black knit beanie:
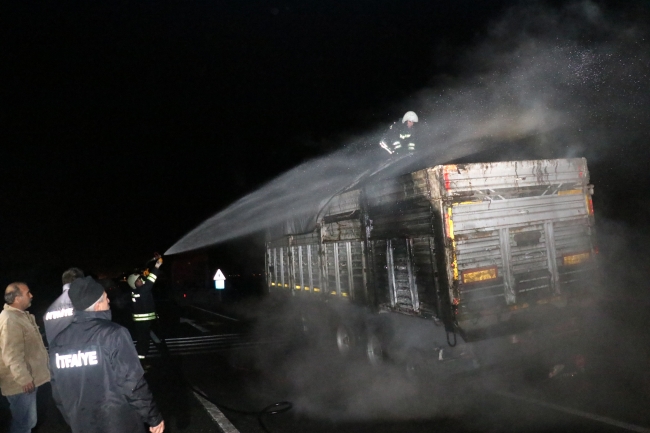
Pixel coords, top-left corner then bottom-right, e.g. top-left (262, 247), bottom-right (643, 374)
top-left (69, 276), bottom-right (105, 311)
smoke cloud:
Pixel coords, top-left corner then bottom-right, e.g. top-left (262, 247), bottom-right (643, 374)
top-left (167, 1), bottom-right (649, 256)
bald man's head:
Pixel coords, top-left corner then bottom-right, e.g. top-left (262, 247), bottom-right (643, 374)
top-left (4, 283), bottom-right (32, 310)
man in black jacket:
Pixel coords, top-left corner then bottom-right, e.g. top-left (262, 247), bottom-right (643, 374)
top-left (49, 276), bottom-right (165, 433)
top-left (43, 267), bottom-right (84, 346)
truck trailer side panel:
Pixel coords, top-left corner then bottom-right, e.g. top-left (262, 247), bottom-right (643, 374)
top-left (265, 157), bottom-right (597, 372)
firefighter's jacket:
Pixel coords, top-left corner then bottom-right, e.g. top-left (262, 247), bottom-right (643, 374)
top-left (43, 284), bottom-right (74, 346)
top-left (132, 267), bottom-right (159, 323)
top-left (49, 310), bottom-right (163, 433)
top-left (380, 121), bottom-right (416, 155)
top-left (0, 304), bottom-right (51, 396)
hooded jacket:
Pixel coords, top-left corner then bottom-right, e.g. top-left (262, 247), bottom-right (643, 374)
top-left (0, 304), bottom-right (51, 396)
top-left (49, 310), bottom-right (162, 433)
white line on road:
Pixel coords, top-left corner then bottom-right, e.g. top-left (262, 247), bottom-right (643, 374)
top-left (180, 317), bottom-right (211, 333)
top-left (495, 390), bottom-right (650, 433)
top-left (193, 390), bottom-right (240, 433)
top-left (150, 330), bottom-right (161, 344)
top-left (189, 305), bottom-right (240, 322)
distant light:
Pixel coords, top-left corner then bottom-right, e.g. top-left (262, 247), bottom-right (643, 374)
top-left (183, 293), bottom-right (187, 298)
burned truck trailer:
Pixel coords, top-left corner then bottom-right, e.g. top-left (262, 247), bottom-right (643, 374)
top-left (265, 158), bottom-right (598, 373)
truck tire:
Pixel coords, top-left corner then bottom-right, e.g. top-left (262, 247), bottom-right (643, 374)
top-left (363, 317), bottom-right (392, 366)
top-left (365, 333), bottom-right (385, 366)
top-left (335, 323), bottom-right (355, 356)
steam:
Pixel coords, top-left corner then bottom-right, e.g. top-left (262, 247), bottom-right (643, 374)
top-left (167, 1), bottom-right (649, 256)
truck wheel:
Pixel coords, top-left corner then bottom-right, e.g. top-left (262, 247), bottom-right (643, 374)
top-left (335, 323), bottom-right (354, 356)
top-left (366, 333), bottom-right (385, 366)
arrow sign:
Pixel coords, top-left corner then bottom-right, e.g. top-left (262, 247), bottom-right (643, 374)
top-left (213, 269), bottom-right (226, 290)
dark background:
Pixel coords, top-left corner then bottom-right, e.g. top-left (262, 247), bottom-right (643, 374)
top-left (2, 1), bottom-right (649, 294)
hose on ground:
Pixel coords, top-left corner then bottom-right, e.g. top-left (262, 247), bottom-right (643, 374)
top-left (190, 384), bottom-right (293, 433)
top-left (152, 327), bottom-right (293, 433)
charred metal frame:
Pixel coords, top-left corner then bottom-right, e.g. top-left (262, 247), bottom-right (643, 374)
top-left (265, 158), bottom-right (597, 340)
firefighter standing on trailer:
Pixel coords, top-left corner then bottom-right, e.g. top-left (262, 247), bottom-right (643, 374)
top-left (379, 111), bottom-right (419, 156)
top-left (128, 254), bottom-right (163, 361)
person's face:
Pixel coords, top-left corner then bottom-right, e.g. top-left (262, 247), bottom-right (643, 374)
top-left (406, 120), bottom-right (414, 128)
top-left (135, 278), bottom-right (144, 288)
top-left (94, 292), bottom-right (110, 311)
top-left (13, 284), bottom-right (33, 311)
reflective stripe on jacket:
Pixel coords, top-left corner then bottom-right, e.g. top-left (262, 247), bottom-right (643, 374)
top-left (131, 267), bottom-right (159, 320)
top-left (133, 313), bottom-right (157, 322)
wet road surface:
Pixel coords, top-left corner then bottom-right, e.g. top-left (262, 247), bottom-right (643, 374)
top-left (2, 297), bottom-right (649, 433)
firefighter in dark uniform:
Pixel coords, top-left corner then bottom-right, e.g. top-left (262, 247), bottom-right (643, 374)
top-left (44, 267), bottom-right (84, 346)
top-left (128, 254), bottom-right (163, 360)
top-left (50, 276), bottom-right (164, 433)
top-left (379, 110), bottom-right (419, 155)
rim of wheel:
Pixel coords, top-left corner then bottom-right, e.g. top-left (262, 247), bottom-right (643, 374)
top-left (336, 325), bottom-right (352, 355)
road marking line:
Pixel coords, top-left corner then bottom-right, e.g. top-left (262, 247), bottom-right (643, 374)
top-left (193, 391), bottom-right (240, 433)
top-left (189, 305), bottom-right (240, 322)
top-left (495, 390), bottom-right (650, 433)
top-left (150, 330), bottom-right (161, 344)
top-left (180, 317), bottom-right (211, 333)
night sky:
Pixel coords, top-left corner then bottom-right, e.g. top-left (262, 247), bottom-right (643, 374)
top-left (3, 1), bottom-right (650, 281)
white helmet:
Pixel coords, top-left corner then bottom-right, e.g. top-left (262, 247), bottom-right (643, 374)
top-left (127, 274), bottom-right (140, 290)
top-left (402, 111), bottom-right (419, 123)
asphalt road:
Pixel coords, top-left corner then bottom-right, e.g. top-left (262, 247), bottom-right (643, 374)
top-left (2, 296), bottom-right (650, 433)
top-left (178, 345), bottom-right (650, 433)
top-left (175, 296), bottom-right (650, 433)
